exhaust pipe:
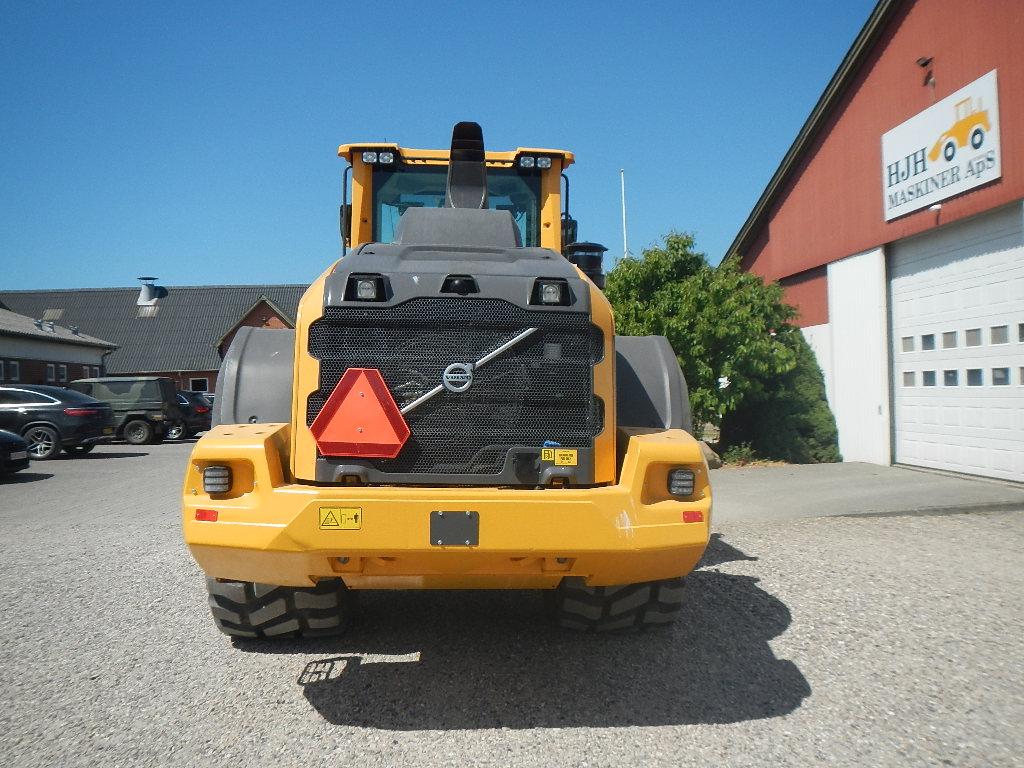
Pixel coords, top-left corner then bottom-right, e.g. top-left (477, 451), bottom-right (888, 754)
top-left (445, 121), bottom-right (488, 210)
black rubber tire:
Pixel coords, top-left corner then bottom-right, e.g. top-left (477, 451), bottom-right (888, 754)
top-left (123, 419), bottom-right (154, 445)
top-left (63, 444), bottom-right (95, 455)
top-left (165, 422), bottom-right (186, 440)
top-left (22, 425), bottom-right (61, 460)
top-left (546, 576), bottom-right (686, 632)
top-left (206, 577), bottom-right (352, 638)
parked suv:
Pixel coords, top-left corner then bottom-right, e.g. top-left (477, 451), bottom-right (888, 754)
top-left (166, 391), bottom-right (213, 440)
top-left (0, 385), bottom-right (115, 459)
top-left (69, 377), bottom-right (183, 445)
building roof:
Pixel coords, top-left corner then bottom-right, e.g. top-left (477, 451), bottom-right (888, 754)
top-left (725, 0), bottom-right (902, 261)
top-left (0, 284), bottom-right (307, 373)
top-left (0, 307), bottom-right (117, 350)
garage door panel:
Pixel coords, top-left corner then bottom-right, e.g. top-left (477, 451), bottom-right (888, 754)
top-left (890, 203), bottom-right (1024, 482)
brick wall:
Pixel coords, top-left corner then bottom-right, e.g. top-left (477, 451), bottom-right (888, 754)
top-left (1, 357), bottom-right (102, 386)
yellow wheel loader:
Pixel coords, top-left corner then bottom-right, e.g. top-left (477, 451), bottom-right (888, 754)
top-left (182, 122), bottom-right (711, 637)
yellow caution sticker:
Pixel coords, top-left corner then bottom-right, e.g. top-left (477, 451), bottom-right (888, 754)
top-left (319, 506), bottom-right (362, 530)
top-left (554, 449), bottom-right (578, 466)
top-left (541, 448), bottom-right (555, 462)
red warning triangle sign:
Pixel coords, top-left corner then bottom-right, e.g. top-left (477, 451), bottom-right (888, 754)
top-left (309, 368), bottom-right (410, 458)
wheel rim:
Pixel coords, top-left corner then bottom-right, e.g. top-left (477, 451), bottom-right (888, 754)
top-left (27, 429), bottom-right (55, 458)
top-left (167, 424), bottom-right (184, 440)
top-left (127, 424), bottom-right (147, 442)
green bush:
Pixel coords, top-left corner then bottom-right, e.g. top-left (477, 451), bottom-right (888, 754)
top-left (718, 331), bottom-right (841, 463)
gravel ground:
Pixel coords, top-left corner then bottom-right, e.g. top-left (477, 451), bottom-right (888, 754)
top-left (1, 442), bottom-right (1022, 767)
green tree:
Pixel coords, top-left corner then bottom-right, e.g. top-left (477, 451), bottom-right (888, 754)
top-left (606, 232), bottom-right (798, 428)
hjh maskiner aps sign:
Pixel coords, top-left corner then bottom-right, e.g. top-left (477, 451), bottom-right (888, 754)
top-left (881, 70), bottom-right (1001, 221)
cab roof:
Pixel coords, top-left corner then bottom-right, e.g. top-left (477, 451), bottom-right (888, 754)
top-left (337, 143), bottom-right (574, 168)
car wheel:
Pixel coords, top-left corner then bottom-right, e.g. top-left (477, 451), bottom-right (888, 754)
top-left (165, 422), bottom-right (186, 441)
top-left (123, 419), bottom-right (154, 445)
top-left (63, 444), bottom-right (96, 456)
top-left (943, 140), bottom-right (956, 162)
top-left (970, 127), bottom-right (985, 149)
top-left (23, 425), bottom-right (61, 460)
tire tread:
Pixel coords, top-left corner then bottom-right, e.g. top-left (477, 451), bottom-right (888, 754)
top-left (205, 577), bottom-right (350, 639)
top-left (547, 576), bottom-right (685, 632)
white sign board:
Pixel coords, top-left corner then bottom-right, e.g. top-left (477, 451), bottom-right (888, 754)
top-left (882, 70), bottom-right (1001, 221)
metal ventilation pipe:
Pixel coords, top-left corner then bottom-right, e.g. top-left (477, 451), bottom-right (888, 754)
top-left (137, 276), bottom-right (166, 306)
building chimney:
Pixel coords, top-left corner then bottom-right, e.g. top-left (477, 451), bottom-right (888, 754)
top-left (137, 276), bottom-right (167, 306)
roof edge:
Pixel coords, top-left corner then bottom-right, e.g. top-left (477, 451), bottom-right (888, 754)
top-left (0, 328), bottom-right (118, 349)
top-left (724, 0), bottom-right (903, 264)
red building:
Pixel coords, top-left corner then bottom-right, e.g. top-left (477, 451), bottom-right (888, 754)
top-left (729, 0), bottom-right (1024, 481)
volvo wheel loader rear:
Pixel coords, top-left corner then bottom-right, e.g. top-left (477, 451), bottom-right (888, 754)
top-left (182, 122), bottom-right (711, 636)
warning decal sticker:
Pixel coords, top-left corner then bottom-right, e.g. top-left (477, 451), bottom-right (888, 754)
top-left (319, 506), bottom-right (362, 530)
top-left (554, 449), bottom-right (578, 466)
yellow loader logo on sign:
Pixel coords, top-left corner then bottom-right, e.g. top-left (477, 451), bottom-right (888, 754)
top-left (319, 507), bottom-right (362, 530)
top-left (928, 96), bottom-right (990, 163)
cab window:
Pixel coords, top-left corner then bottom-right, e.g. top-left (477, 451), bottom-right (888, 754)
top-left (372, 166), bottom-right (541, 246)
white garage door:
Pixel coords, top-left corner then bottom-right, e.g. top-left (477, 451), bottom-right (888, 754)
top-left (890, 202), bottom-right (1024, 482)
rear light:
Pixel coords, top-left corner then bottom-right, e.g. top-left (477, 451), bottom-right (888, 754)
top-left (63, 408), bottom-right (100, 417)
top-left (203, 466), bottom-right (232, 494)
top-left (195, 406), bottom-right (210, 414)
top-left (682, 510), bottom-right (705, 523)
top-left (668, 468), bottom-right (695, 497)
top-left (195, 509), bottom-right (218, 522)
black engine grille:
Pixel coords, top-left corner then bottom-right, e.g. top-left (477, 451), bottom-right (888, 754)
top-left (308, 298), bottom-right (603, 475)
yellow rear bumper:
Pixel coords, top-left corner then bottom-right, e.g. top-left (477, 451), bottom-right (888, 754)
top-left (182, 424), bottom-right (711, 589)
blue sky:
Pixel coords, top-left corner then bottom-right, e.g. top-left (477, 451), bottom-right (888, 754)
top-left (1, 1), bottom-right (876, 290)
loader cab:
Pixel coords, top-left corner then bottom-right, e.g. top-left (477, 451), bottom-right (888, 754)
top-left (338, 143), bottom-right (574, 254)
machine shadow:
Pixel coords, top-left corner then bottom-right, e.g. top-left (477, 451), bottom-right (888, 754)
top-left (245, 536), bottom-right (810, 730)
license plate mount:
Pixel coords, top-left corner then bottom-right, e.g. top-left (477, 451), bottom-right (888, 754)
top-left (430, 511), bottom-right (479, 547)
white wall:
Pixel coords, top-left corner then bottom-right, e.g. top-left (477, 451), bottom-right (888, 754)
top-left (0, 335), bottom-right (108, 365)
top-left (800, 323), bottom-right (834, 409)
top-left (826, 247), bottom-right (892, 464)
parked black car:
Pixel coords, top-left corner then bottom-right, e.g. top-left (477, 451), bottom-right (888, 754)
top-left (167, 391), bottom-right (213, 440)
top-left (0, 429), bottom-right (31, 475)
top-left (0, 385), bottom-right (115, 459)
top-left (69, 377), bottom-right (184, 445)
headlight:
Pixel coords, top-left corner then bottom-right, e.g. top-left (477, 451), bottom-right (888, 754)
top-left (540, 281), bottom-right (563, 304)
top-left (361, 151), bottom-right (378, 164)
top-left (356, 279), bottom-right (378, 300)
top-left (378, 151), bottom-right (395, 164)
top-left (345, 274), bottom-right (388, 302)
top-left (668, 468), bottom-right (695, 497)
top-left (536, 157), bottom-right (552, 169)
top-left (519, 156), bottom-right (536, 168)
top-left (530, 278), bottom-right (570, 306)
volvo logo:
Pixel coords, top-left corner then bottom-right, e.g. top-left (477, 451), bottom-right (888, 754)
top-left (442, 363), bottom-right (474, 393)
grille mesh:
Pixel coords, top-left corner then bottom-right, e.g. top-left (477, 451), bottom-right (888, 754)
top-left (308, 298), bottom-right (602, 475)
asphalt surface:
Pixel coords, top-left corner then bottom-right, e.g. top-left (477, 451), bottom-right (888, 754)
top-left (1, 443), bottom-right (1022, 767)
